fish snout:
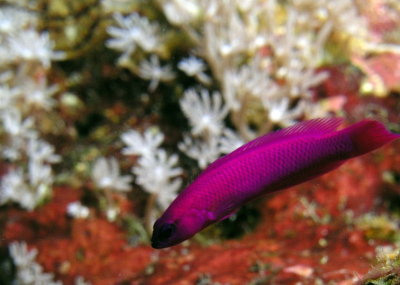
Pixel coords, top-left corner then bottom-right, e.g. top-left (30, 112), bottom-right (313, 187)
top-left (151, 240), bottom-right (166, 249)
top-left (151, 222), bottom-right (177, 249)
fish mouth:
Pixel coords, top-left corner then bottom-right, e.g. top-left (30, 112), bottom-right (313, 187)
top-left (151, 241), bottom-right (167, 249)
top-left (151, 234), bottom-right (167, 249)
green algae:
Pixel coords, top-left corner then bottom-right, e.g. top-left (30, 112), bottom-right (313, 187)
top-left (364, 272), bottom-right (400, 285)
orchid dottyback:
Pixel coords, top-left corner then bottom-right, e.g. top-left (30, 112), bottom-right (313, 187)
top-left (151, 118), bottom-right (399, 249)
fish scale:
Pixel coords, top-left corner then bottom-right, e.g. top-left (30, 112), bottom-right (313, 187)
top-left (151, 118), bottom-right (400, 249)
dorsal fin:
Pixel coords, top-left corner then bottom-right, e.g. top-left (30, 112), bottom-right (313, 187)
top-left (200, 117), bottom-right (343, 176)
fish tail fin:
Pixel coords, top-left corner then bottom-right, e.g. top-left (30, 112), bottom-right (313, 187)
top-left (344, 120), bottom-right (399, 156)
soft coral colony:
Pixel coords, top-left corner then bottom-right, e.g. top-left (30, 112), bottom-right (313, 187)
top-left (0, 0), bottom-right (399, 284)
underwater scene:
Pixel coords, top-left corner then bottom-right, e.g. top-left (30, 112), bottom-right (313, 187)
top-left (1, 0), bottom-right (400, 284)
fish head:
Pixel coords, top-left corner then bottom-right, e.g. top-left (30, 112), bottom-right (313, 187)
top-left (151, 208), bottom-right (214, 249)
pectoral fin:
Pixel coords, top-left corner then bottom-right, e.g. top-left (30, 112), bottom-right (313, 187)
top-left (192, 208), bottom-right (237, 225)
top-left (218, 209), bottom-right (238, 222)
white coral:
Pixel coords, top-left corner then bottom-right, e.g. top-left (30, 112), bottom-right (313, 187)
top-left (8, 29), bottom-right (64, 67)
top-left (9, 241), bottom-right (62, 285)
top-left (1, 109), bottom-right (35, 138)
top-left (0, 168), bottom-right (32, 210)
top-left (121, 128), bottom-right (164, 157)
top-left (178, 87), bottom-right (243, 168)
top-left (218, 128), bottom-right (244, 154)
top-left (67, 201), bottom-right (90, 219)
top-left (179, 88), bottom-right (228, 136)
top-left (138, 55), bottom-right (175, 92)
top-left (160, 0), bottom-right (201, 25)
top-left (179, 135), bottom-right (221, 169)
top-left (121, 128), bottom-right (182, 210)
top-left (28, 159), bottom-right (53, 191)
top-left (178, 56), bottom-right (211, 84)
top-left (0, 7), bottom-right (37, 34)
top-left (133, 150), bottom-right (182, 195)
top-left (75, 276), bottom-right (91, 285)
top-left (0, 111), bottom-right (59, 210)
top-left (0, 6), bottom-right (60, 211)
top-left (265, 97), bottom-right (302, 126)
top-left (27, 138), bottom-right (61, 164)
top-left (19, 77), bottom-right (59, 110)
top-left (160, 0), bottom-right (352, 139)
top-left (0, 84), bottom-right (20, 110)
top-left (0, 159), bottom-right (55, 211)
top-left (178, 127), bottom-right (244, 169)
top-left (223, 59), bottom-right (279, 112)
top-left (91, 157), bottom-right (133, 192)
top-left (106, 13), bottom-right (162, 62)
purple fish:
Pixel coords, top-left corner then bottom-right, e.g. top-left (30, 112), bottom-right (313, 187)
top-left (151, 118), bottom-right (399, 249)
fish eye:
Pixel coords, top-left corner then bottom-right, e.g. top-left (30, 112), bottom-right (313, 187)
top-left (158, 223), bottom-right (176, 240)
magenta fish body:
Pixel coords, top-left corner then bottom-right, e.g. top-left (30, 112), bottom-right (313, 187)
top-left (151, 118), bottom-right (399, 249)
